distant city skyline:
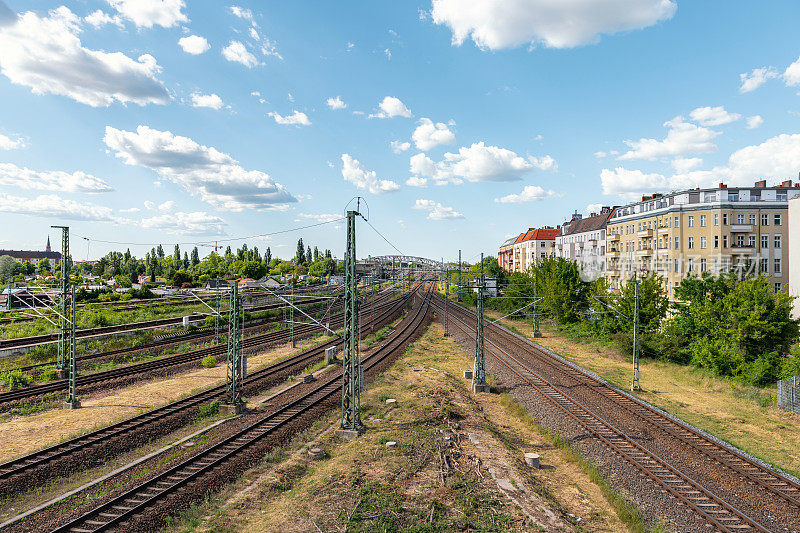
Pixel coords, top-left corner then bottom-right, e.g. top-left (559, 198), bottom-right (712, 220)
top-left (2, 1), bottom-right (800, 263)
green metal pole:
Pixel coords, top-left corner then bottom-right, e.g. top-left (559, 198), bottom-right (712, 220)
top-left (533, 271), bottom-right (541, 338)
top-left (458, 249), bottom-right (462, 303)
top-left (214, 280), bottom-right (220, 343)
top-left (226, 281), bottom-right (242, 408)
top-left (473, 254), bottom-right (488, 392)
top-left (444, 258), bottom-right (449, 337)
top-left (290, 282), bottom-right (295, 348)
top-left (65, 284), bottom-right (78, 408)
top-left (339, 209), bottom-right (362, 435)
top-left (52, 226), bottom-right (70, 374)
top-left (632, 275), bottom-right (641, 391)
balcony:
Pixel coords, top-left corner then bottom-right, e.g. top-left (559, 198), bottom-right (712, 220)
top-left (635, 249), bottom-right (652, 257)
top-left (607, 233), bottom-right (619, 241)
top-left (730, 245), bottom-right (756, 254)
top-left (658, 226), bottom-right (670, 233)
top-left (730, 225), bottom-right (754, 233)
top-left (637, 229), bottom-right (653, 237)
top-left (607, 249), bottom-right (620, 256)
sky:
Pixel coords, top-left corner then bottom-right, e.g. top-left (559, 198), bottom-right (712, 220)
top-left (2, 1), bottom-right (800, 264)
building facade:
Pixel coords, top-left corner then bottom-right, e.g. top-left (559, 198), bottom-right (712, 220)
top-left (497, 236), bottom-right (517, 272)
top-left (509, 228), bottom-right (559, 273)
top-left (606, 180), bottom-right (800, 295)
top-left (556, 207), bottom-right (614, 280)
top-left (789, 195), bottom-right (800, 318)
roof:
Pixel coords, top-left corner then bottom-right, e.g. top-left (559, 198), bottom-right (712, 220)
top-left (516, 228), bottom-right (559, 243)
top-left (499, 236), bottom-right (519, 248)
top-left (1, 288), bottom-right (27, 295)
top-left (0, 250), bottom-right (61, 260)
top-left (560, 209), bottom-right (615, 237)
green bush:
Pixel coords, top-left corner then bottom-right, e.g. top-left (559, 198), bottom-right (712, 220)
top-left (0, 370), bottom-right (33, 390)
top-left (197, 400), bottom-right (220, 419)
top-left (40, 368), bottom-right (59, 382)
top-left (201, 355), bottom-right (217, 368)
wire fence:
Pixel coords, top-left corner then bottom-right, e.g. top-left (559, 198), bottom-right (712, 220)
top-left (777, 375), bottom-right (800, 415)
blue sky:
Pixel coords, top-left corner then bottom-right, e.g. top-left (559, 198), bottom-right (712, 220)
top-left (2, 1), bottom-right (800, 263)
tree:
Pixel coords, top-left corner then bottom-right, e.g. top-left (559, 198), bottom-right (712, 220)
top-left (191, 246), bottom-right (200, 266)
top-left (0, 256), bottom-right (16, 282)
top-left (183, 251), bottom-right (189, 269)
top-left (172, 270), bottom-right (192, 287)
top-left (313, 246), bottom-right (320, 261)
top-left (265, 247), bottom-right (272, 264)
top-left (295, 238), bottom-right (305, 264)
top-left (240, 260), bottom-right (266, 279)
top-left (37, 258), bottom-right (51, 274)
top-left (124, 248), bottom-right (132, 263)
top-left (156, 244), bottom-right (165, 258)
top-left (173, 245), bottom-right (181, 270)
top-left (531, 256), bottom-right (589, 324)
top-left (306, 246), bottom-right (312, 265)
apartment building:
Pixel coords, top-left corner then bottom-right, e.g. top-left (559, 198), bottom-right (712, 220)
top-left (790, 195), bottom-right (800, 318)
top-left (499, 228), bottom-right (558, 273)
top-left (555, 207), bottom-right (615, 280)
top-left (606, 180), bottom-right (800, 295)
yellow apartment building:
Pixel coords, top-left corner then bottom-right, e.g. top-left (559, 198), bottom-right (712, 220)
top-left (606, 180), bottom-right (800, 296)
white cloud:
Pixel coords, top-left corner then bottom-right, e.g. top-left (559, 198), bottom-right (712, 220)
top-left (493, 185), bottom-right (559, 203)
top-left (0, 162), bottom-right (112, 192)
top-left (103, 125), bottom-right (297, 211)
top-left (107, 0), bottom-right (187, 28)
top-left (326, 96), bottom-right (347, 110)
top-left (0, 193), bottom-right (116, 221)
top-left (405, 176), bottom-right (428, 187)
top-left (222, 40), bottom-right (259, 68)
top-left (341, 154), bottom-right (400, 194)
top-left (602, 133), bottom-right (800, 198)
top-left (119, 207), bottom-right (140, 213)
top-left (784, 57), bottom-right (800, 87)
top-left (259, 37), bottom-right (282, 60)
top-left (249, 27), bottom-right (260, 41)
top-left (229, 6), bottom-right (255, 23)
top-left (740, 67), bottom-right (778, 93)
top-left (594, 151), bottom-right (607, 158)
top-left (586, 203), bottom-right (604, 215)
top-left (384, 48), bottom-right (392, 60)
top-left (268, 110), bottom-right (311, 126)
top-left (528, 154), bottom-right (557, 171)
top-left (391, 140), bottom-right (411, 153)
top-left (0, 6), bottom-right (169, 107)
top-left (143, 200), bottom-right (155, 210)
top-left (178, 35), bottom-right (210, 55)
top-left (412, 198), bottom-right (464, 220)
top-left (191, 92), bottom-right (224, 110)
top-left (142, 211), bottom-right (226, 236)
top-left (0, 133), bottom-right (24, 150)
top-left (296, 213), bottom-right (342, 223)
top-left (671, 157), bottom-right (703, 173)
top-left (746, 115), bottom-right (763, 129)
top-left (619, 116), bottom-right (720, 160)
top-left (84, 10), bottom-right (123, 28)
top-left (689, 106), bottom-right (741, 126)
top-left (346, 42), bottom-right (355, 50)
top-left (369, 96), bottom-right (412, 119)
top-left (157, 200), bottom-right (174, 211)
top-left (431, 0), bottom-right (676, 50)
top-left (412, 118), bottom-right (456, 151)
top-left (408, 142), bottom-right (538, 185)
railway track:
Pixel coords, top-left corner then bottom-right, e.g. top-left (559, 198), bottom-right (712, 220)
top-left (434, 295), bottom-right (792, 532)
top-left (0, 289), bottom-right (414, 500)
top-left (46, 285), bottom-right (432, 532)
top-left (0, 291), bottom-right (400, 407)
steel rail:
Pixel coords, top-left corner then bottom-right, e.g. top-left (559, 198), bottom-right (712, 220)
top-left (435, 298), bottom-right (769, 533)
top-left (0, 292), bottom-right (413, 492)
top-left (49, 286), bottom-right (432, 532)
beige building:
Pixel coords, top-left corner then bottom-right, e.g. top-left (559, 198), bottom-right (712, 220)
top-left (606, 180), bottom-right (800, 296)
top-left (555, 207), bottom-right (615, 280)
top-left (790, 195), bottom-right (800, 318)
top-left (502, 228), bottom-right (559, 273)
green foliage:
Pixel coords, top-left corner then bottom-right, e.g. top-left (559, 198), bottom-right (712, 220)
top-left (197, 399), bottom-right (220, 419)
top-left (530, 256), bottom-right (590, 323)
top-left (240, 260), bottom-right (266, 279)
top-left (201, 355), bottom-right (217, 368)
top-left (0, 370), bottom-right (32, 390)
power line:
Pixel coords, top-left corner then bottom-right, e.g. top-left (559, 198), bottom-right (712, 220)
top-left (362, 218), bottom-right (404, 256)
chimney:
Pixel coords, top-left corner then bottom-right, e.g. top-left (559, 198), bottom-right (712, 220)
top-left (754, 179), bottom-right (766, 188)
top-left (781, 179), bottom-right (792, 187)
top-left (718, 182), bottom-right (727, 189)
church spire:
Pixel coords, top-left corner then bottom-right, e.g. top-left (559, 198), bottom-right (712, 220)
top-left (46, 236), bottom-right (51, 252)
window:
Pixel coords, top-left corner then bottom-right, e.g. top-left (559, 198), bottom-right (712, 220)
top-left (713, 258), bottom-right (718, 272)
top-left (714, 236), bottom-right (719, 248)
top-left (688, 258), bottom-right (694, 272)
top-left (761, 214), bottom-right (769, 226)
top-left (760, 258), bottom-right (768, 273)
top-left (700, 215), bottom-right (707, 227)
top-left (540, 252), bottom-right (545, 258)
top-left (749, 235), bottom-right (756, 248)
top-left (774, 258), bottom-right (782, 274)
top-left (775, 214), bottom-right (782, 225)
top-left (722, 213), bottom-right (728, 225)
top-left (700, 258), bottom-right (706, 272)
top-left (722, 258), bottom-right (729, 272)
top-left (723, 235), bottom-right (728, 248)
top-left (749, 214), bottom-right (756, 225)
top-left (775, 283), bottom-right (782, 293)
top-left (688, 215), bottom-right (694, 227)
top-left (674, 216), bottom-right (679, 227)
top-left (688, 237), bottom-right (694, 249)
top-left (673, 258), bottom-right (679, 273)
top-left (737, 214), bottom-right (745, 224)
top-left (775, 235), bottom-right (781, 249)
top-left (674, 237), bottom-right (679, 249)
top-left (714, 213), bottom-right (719, 225)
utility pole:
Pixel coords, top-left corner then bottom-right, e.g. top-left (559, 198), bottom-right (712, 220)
top-left (224, 281), bottom-right (244, 413)
top-left (214, 280), bottom-right (221, 343)
top-left (458, 249), bottom-right (462, 302)
top-left (64, 285), bottom-right (79, 409)
top-left (337, 207), bottom-right (362, 438)
top-left (473, 254), bottom-right (489, 393)
top-left (443, 258), bottom-right (449, 337)
top-left (532, 271), bottom-right (542, 338)
top-left (52, 225), bottom-right (70, 379)
top-left (290, 281), bottom-right (295, 348)
top-left (631, 274), bottom-right (641, 391)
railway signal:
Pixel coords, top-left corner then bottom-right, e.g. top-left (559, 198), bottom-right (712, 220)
top-left (337, 204), bottom-right (363, 438)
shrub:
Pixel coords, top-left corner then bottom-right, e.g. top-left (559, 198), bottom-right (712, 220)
top-left (0, 370), bottom-right (33, 390)
top-left (40, 368), bottom-right (59, 382)
top-left (197, 400), bottom-right (220, 419)
top-left (201, 355), bottom-right (217, 368)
